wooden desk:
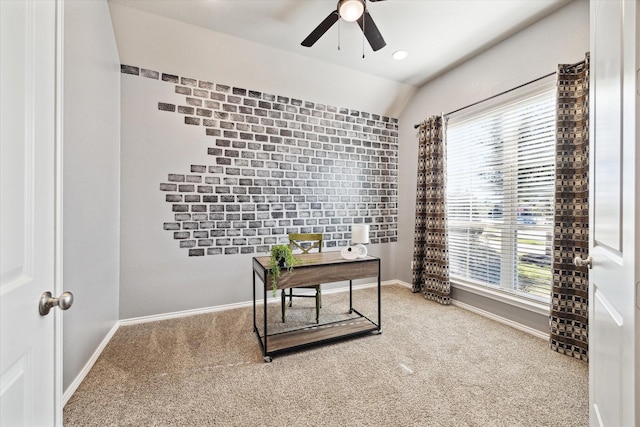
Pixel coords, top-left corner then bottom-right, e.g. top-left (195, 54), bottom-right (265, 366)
top-left (252, 252), bottom-right (381, 362)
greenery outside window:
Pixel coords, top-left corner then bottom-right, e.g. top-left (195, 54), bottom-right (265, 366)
top-left (446, 77), bottom-right (556, 302)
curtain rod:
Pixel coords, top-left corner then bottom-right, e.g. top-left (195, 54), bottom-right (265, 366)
top-left (412, 59), bottom-right (586, 129)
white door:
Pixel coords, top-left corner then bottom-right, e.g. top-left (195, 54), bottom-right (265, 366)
top-left (589, 0), bottom-right (638, 426)
top-left (0, 1), bottom-right (62, 425)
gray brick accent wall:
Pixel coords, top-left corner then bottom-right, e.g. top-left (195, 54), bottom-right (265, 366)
top-left (123, 65), bottom-right (398, 256)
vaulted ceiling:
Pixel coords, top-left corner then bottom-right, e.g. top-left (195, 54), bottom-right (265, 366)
top-left (108, 0), bottom-right (571, 86)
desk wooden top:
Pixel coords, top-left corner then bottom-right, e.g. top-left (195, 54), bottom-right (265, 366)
top-left (253, 251), bottom-right (378, 270)
top-left (253, 251), bottom-right (379, 289)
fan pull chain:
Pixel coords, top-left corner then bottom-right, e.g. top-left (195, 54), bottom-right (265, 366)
top-left (362, 13), bottom-right (365, 58)
top-left (338, 18), bottom-right (341, 51)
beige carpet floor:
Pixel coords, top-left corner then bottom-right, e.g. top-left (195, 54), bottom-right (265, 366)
top-left (64, 285), bottom-right (588, 426)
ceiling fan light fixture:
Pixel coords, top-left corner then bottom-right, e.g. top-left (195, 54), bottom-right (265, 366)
top-left (302, 0), bottom-right (385, 51)
top-left (338, 0), bottom-right (365, 22)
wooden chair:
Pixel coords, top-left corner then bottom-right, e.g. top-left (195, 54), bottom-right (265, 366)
top-left (282, 233), bottom-right (323, 323)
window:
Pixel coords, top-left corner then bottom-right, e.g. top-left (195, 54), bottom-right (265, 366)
top-left (446, 77), bottom-right (555, 301)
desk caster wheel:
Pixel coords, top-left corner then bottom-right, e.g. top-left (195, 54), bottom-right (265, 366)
top-left (348, 309), bottom-right (353, 314)
top-left (263, 356), bottom-right (272, 363)
top-left (373, 329), bottom-right (382, 335)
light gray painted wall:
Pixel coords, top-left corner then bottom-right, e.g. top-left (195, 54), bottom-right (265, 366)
top-left (62, 0), bottom-right (121, 391)
top-left (397, 0), bottom-right (590, 331)
top-left (120, 74), bottom-right (397, 319)
top-left (113, 5), bottom-right (405, 320)
top-left (107, 2), bottom-right (415, 120)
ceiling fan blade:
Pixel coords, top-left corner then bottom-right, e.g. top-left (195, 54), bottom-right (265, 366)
top-left (357, 10), bottom-right (386, 51)
top-left (301, 11), bottom-right (339, 47)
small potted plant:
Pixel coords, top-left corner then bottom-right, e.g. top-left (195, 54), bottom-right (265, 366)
top-left (269, 244), bottom-right (298, 296)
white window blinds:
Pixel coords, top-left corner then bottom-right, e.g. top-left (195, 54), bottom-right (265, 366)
top-left (446, 78), bottom-right (556, 301)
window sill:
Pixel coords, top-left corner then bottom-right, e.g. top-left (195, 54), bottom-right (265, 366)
top-left (450, 279), bottom-right (550, 317)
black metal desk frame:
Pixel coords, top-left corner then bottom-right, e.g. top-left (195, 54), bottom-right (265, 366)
top-left (252, 252), bottom-right (381, 362)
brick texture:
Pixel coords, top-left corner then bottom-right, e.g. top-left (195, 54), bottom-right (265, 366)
top-left (123, 65), bottom-right (398, 256)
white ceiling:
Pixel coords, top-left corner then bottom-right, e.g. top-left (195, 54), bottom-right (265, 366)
top-left (109, 0), bottom-right (571, 87)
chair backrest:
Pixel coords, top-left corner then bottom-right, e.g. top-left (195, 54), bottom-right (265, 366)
top-left (289, 233), bottom-right (323, 254)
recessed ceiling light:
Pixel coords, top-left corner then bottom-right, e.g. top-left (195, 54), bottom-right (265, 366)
top-left (392, 50), bottom-right (409, 61)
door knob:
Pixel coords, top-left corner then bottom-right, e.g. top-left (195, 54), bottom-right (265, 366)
top-left (39, 291), bottom-right (74, 316)
top-left (573, 255), bottom-right (592, 269)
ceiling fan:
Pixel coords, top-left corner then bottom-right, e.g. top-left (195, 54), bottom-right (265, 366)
top-left (301, 0), bottom-right (387, 52)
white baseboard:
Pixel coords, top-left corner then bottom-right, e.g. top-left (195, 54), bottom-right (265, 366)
top-left (64, 280), bottom-right (401, 405)
top-left (63, 279), bottom-right (544, 407)
top-left (391, 279), bottom-right (413, 290)
top-left (405, 280), bottom-right (547, 340)
top-left (120, 280), bottom-right (402, 326)
top-left (451, 299), bottom-right (549, 340)
top-left (62, 321), bottom-right (120, 406)
top-left (119, 299), bottom-right (256, 326)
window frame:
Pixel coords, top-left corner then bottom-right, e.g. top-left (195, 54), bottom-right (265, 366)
top-left (445, 75), bottom-right (557, 306)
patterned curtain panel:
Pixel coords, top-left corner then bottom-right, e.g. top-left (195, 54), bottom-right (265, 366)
top-left (550, 54), bottom-right (590, 362)
top-left (412, 116), bottom-right (450, 305)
